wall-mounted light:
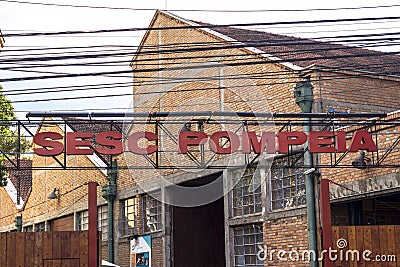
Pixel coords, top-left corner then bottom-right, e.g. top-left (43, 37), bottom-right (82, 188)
top-left (352, 151), bottom-right (370, 169)
top-left (47, 188), bottom-right (60, 199)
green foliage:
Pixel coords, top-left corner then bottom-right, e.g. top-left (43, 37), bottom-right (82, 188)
top-left (0, 85), bottom-right (30, 186)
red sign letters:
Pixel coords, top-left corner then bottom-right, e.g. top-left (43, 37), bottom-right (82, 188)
top-left (33, 130), bottom-right (377, 156)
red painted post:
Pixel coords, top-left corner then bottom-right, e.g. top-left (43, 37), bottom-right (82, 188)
top-left (88, 181), bottom-right (98, 267)
top-left (320, 178), bottom-right (333, 267)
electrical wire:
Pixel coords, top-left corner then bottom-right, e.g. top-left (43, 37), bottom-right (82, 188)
top-left (2, 69), bottom-right (399, 105)
top-left (2, 40), bottom-right (399, 78)
top-left (3, 16), bottom-right (400, 37)
top-left (3, 55), bottom-right (400, 97)
top-left (2, 35), bottom-right (400, 64)
top-left (2, 49), bottom-right (399, 83)
top-left (1, 34), bottom-right (399, 71)
top-left (0, 183), bottom-right (89, 221)
top-left (0, 13), bottom-right (399, 110)
top-left (3, 0), bottom-right (400, 13)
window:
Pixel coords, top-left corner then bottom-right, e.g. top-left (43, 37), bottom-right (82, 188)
top-left (98, 205), bottom-right (108, 241)
top-left (77, 205), bottom-right (108, 240)
top-left (34, 222), bottom-right (46, 232)
top-left (120, 197), bottom-right (139, 237)
top-left (232, 165), bottom-right (262, 217)
top-left (24, 225), bottom-right (33, 232)
top-left (233, 224), bottom-right (264, 267)
top-left (142, 194), bottom-right (162, 233)
top-left (270, 155), bottom-right (306, 210)
top-left (77, 210), bottom-right (89, 231)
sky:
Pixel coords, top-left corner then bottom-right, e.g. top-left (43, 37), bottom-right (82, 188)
top-left (1, 0), bottom-right (400, 120)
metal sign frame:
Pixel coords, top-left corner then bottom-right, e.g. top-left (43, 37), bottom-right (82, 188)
top-left (0, 112), bottom-right (398, 171)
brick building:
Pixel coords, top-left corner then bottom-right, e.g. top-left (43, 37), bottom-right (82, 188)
top-left (0, 10), bottom-right (399, 267)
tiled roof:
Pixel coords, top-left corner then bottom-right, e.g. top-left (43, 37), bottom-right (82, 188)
top-left (64, 118), bottom-right (123, 135)
top-left (3, 159), bottom-right (32, 203)
top-left (194, 22), bottom-right (400, 75)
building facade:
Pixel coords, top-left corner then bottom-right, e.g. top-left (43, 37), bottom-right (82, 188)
top-left (0, 10), bottom-right (399, 267)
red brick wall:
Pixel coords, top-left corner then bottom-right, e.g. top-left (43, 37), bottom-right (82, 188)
top-left (264, 215), bottom-right (309, 266)
top-left (50, 214), bottom-right (74, 231)
top-left (312, 69), bottom-right (400, 113)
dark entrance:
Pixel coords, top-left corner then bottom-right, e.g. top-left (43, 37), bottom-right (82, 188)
top-left (172, 173), bottom-right (226, 267)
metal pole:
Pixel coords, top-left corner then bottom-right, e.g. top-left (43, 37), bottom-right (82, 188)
top-left (320, 179), bottom-right (333, 267)
top-left (294, 79), bottom-right (318, 267)
top-left (304, 120), bottom-right (318, 267)
top-left (107, 194), bottom-right (115, 262)
top-left (88, 181), bottom-right (98, 267)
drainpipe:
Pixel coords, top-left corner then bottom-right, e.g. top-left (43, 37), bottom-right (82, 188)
top-left (294, 78), bottom-right (318, 267)
top-left (102, 159), bottom-right (117, 263)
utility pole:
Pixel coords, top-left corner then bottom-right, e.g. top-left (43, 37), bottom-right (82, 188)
top-left (294, 78), bottom-right (318, 267)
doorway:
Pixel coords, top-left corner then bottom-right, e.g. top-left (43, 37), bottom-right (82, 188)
top-left (172, 174), bottom-right (226, 267)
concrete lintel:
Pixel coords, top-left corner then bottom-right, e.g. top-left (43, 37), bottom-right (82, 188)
top-left (331, 172), bottom-right (400, 203)
top-left (264, 206), bottom-right (307, 220)
top-left (228, 214), bottom-right (263, 226)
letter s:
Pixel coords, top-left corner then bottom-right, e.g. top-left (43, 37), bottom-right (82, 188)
top-left (33, 132), bottom-right (64, 156)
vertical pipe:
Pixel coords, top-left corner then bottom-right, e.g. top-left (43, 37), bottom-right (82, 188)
top-left (320, 179), bottom-right (333, 267)
top-left (102, 160), bottom-right (117, 263)
top-left (107, 197), bottom-right (114, 262)
top-left (295, 79), bottom-right (318, 266)
top-left (304, 120), bottom-right (318, 267)
top-left (88, 181), bottom-right (98, 267)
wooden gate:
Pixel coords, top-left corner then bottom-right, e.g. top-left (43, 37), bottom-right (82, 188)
top-left (332, 225), bottom-right (400, 267)
top-left (0, 231), bottom-right (90, 267)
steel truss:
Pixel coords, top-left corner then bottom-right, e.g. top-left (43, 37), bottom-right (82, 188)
top-left (0, 112), bottom-right (399, 171)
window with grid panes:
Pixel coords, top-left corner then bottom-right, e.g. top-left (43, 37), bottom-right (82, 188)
top-left (233, 224), bottom-right (264, 267)
top-left (98, 205), bottom-right (108, 241)
top-left (120, 197), bottom-right (138, 237)
top-left (34, 222), bottom-right (46, 232)
top-left (77, 210), bottom-right (89, 231)
top-left (24, 225), bottom-right (33, 232)
top-left (232, 165), bottom-right (262, 217)
top-left (270, 154), bottom-right (306, 210)
top-left (77, 205), bottom-right (108, 240)
top-left (142, 194), bottom-right (162, 233)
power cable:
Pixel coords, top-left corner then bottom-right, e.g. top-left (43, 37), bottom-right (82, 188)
top-left (2, 34), bottom-right (399, 67)
top-left (3, 16), bottom-right (400, 37)
top-left (3, 0), bottom-right (400, 13)
top-left (3, 57), bottom-right (400, 98)
top-left (2, 33), bottom-right (400, 62)
top-left (1, 49), bottom-right (399, 83)
top-left (2, 40), bottom-right (399, 76)
top-left (2, 70), bottom-right (398, 104)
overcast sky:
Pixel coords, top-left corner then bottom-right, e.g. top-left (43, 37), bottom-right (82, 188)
top-left (1, 0), bottom-right (399, 119)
